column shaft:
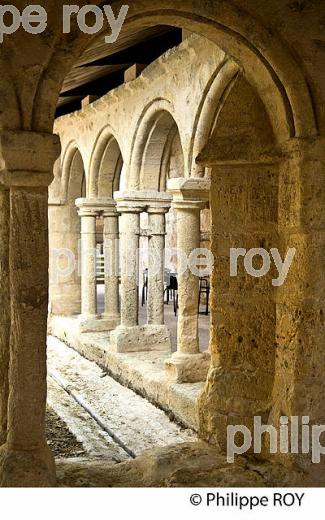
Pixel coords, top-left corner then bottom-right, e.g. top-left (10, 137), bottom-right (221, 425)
top-left (147, 212), bottom-right (166, 326)
top-left (7, 187), bottom-right (49, 451)
top-left (119, 211), bottom-right (140, 327)
top-left (176, 204), bottom-right (201, 354)
top-left (103, 213), bottom-right (120, 320)
top-left (0, 131), bottom-right (60, 487)
top-left (80, 213), bottom-right (97, 317)
top-left (0, 188), bottom-right (9, 446)
top-left (110, 194), bottom-right (171, 353)
top-left (165, 197), bottom-right (210, 383)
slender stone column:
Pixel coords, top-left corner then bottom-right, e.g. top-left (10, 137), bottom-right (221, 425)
top-left (72, 198), bottom-right (121, 334)
top-left (176, 200), bottom-right (202, 352)
top-left (0, 187), bottom-right (9, 447)
top-left (103, 207), bottom-right (120, 328)
top-left (165, 179), bottom-right (211, 383)
top-left (0, 131), bottom-right (60, 487)
top-left (147, 207), bottom-right (169, 326)
top-left (119, 208), bottom-right (141, 328)
top-left (76, 199), bottom-right (98, 329)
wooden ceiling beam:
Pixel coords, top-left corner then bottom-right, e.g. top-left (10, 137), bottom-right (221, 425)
top-left (80, 29), bottom-right (182, 67)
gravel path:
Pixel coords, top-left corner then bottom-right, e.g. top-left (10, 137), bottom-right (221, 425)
top-left (46, 407), bottom-right (87, 459)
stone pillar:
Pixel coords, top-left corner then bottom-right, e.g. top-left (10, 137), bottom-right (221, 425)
top-left (147, 207), bottom-right (169, 326)
top-left (76, 199), bottom-right (98, 332)
top-left (110, 204), bottom-right (141, 352)
top-left (109, 192), bottom-right (171, 353)
top-left (198, 155), bottom-right (282, 455)
top-left (74, 198), bottom-right (122, 334)
top-left (176, 200), bottom-right (201, 350)
top-left (0, 131), bottom-right (60, 487)
top-left (268, 138), bottom-right (325, 477)
top-left (165, 179), bottom-right (211, 383)
top-left (103, 206), bottom-right (120, 329)
top-left (0, 186), bottom-right (9, 447)
top-left (198, 139), bottom-right (325, 481)
top-left (117, 207), bottom-right (141, 327)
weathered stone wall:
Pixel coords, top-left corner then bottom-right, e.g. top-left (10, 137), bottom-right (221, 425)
top-left (50, 35), bottom-right (229, 202)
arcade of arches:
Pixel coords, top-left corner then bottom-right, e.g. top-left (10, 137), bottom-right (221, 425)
top-left (0, 0), bottom-right (324, 487)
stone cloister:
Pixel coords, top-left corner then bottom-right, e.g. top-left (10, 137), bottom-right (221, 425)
top-left (0, 0), bottom-right (324, 487)
top-left (49, 36), bottom-right (219, 413)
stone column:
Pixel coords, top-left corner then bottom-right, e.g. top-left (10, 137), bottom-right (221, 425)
top-left (118, 208), bottom-right (141, 328)
top-left (147, 207), bottom-right (169, 326)
top-left (0, 186), bottom-right (9, 447)
top-left (110, 191), bottom-right (171, 353)
top-left (102, 206), bottom-right (120, 329)
top-left (76, 199), bottom-right (98, 332)
top-left (110, 204), bottom-right (141, 352)
top-left (176, 200), bottom-right (201, 350)
top-left (165, 179), bottom-right (211, 383)
top-left (0, 131), bottom-right (60, 487)
top-left (73, 198), bottom-right (121, 334)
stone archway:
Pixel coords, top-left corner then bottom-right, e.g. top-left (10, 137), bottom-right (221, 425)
top-left (189, 59), bottom-right (241, 177)
top-left (31, 2), bottom-right (317, 139)
top-left (128, 105), bottom-right (185, 349)
top-left (78, 128), bottom-right (125, 332)
top-left (0, 1), bottom-right (322, 487)
top-left (129, 101), bottom-right (186, 190)
top-left (89, 126), bottom-right (124, 199)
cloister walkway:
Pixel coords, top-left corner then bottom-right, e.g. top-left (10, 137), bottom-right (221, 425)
top-left (47, 337), bottom-right (197, 463)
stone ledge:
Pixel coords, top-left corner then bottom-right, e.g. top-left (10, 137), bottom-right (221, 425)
top-left (165, 352), bottom-right (211, 384)
top-left (110, 324), bottom-right (171, 353)
top-left (78, 315), bottom-right (119, 334)
top-left (55, 441), bottom-right (298, 488)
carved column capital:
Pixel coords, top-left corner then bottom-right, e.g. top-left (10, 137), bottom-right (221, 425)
top-left (0, 131), bottom-right (61, 188)
top-left (75, 198), bottom-right (100, 218)
top-left (167, 177), bottom-right (210, 205)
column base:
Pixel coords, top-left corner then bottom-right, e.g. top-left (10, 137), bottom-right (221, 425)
top-left (110, 324), bottom-right (171, 353)
top-left (165, 352), bottom-right (211, 383)
top-left (0, 443), bottom-right (56, 487)
top-left (78, 315), bottom-right (119, 333)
